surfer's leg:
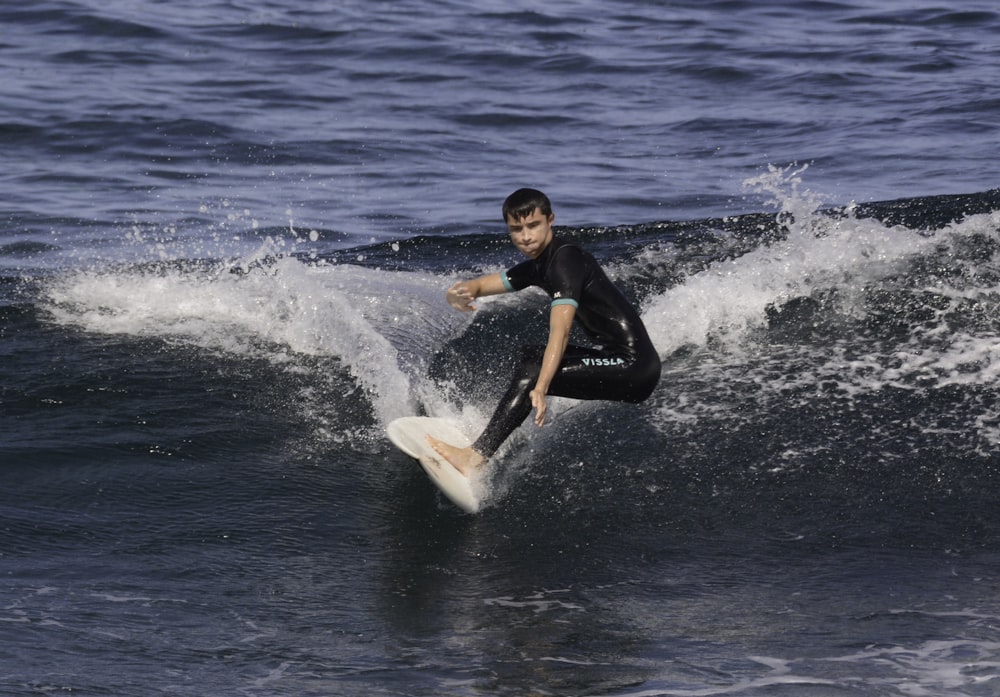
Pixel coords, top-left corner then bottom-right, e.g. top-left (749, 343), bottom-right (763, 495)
top-left (427, 346), bottom-right (540, 472)
top-left (471, 345), bottom-right (545, 458)
top-left (438, 343), bottom-right (660, 468)
top-left (472, 343), bottom-right (661, 458)
top-left (546, 344), bottom-right (661, 404)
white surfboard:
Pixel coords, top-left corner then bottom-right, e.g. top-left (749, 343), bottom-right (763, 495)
top-left (386, 416), bottom-right (481, 513)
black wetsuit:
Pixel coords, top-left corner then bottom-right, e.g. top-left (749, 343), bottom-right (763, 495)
top-left (472, 237), bottom-right (661, 457)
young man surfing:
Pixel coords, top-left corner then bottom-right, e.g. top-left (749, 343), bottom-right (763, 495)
top-left (429, 188), bottom-right (661, 474)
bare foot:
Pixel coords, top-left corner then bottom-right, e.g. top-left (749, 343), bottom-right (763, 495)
top-left (426, 436), bottom-right (485, 476)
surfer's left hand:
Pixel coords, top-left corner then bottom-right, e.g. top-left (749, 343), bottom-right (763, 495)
top-left (530, 389), bottom-right (548, 426)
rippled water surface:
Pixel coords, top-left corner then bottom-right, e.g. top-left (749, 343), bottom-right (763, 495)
top-left (3, 1), bottom-right (1000, 695)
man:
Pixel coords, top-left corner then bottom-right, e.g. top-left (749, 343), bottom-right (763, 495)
top-left (428, 188), bottom-right (661, 474)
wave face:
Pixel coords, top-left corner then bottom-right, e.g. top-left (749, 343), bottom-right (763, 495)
top-left (28, 174), bottom-right (1000, 526)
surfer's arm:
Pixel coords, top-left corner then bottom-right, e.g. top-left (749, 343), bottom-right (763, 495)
top-left (529, 302), bottom-right (575, 426)
top-left (446, 273), bottom-right (508, 312)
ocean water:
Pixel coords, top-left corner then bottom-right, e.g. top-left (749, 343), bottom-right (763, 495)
top-left (3, 1), bottom-right (1000, 695)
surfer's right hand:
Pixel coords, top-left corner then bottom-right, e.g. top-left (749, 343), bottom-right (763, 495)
top-left (446, 282), bottom-right (477, 312)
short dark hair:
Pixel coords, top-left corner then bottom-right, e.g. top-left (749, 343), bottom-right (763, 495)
top-left (502, 188), bottom-right (552, 222)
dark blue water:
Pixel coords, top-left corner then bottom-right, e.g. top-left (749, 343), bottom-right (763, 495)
top-left (3, 2), bottom-right (1000, 695)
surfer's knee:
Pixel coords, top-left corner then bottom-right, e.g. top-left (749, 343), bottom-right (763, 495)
top-left (511, 345), bottom-right (544, 384)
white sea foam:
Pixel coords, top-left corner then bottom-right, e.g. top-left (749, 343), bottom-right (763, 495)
top-left (602, 626), bottom-right (1000, 697)
top-left (639, 168), bottom-right (1000, 451)
top-left (40, 245), bottom-right (466, 428)
top-left (39, 169), bottom-right (1000, 451)
top-left (642, 165), bottom-right (943, 355)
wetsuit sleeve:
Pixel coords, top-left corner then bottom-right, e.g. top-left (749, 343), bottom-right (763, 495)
top-left (503, 259), bottom-right (536, 292)
top-left (546, 244), bottom-right (589, 308)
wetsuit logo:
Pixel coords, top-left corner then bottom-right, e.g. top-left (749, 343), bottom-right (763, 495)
top-left (582, 357), bottom-right (626, 367)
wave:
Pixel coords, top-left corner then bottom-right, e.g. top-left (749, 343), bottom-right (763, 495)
top-left (644, 168), bottom-right (1000, 356)
top-left (34, 171), bottom-right (1000, 449)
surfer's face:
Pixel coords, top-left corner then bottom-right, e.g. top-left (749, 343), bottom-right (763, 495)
top-left (506, 207), bottom-right (554, 259)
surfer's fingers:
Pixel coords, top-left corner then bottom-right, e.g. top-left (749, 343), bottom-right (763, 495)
top-left (446, 283), bottom-right (477, 311)
top-left (531, 391), bottom-right (547, 426)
